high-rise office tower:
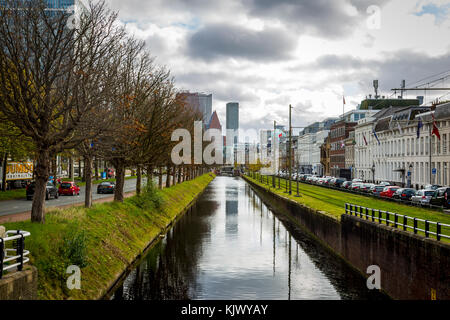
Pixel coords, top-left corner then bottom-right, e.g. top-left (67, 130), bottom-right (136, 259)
top-left (226, 102), bottom-right (239, 145)
top-left (198, 93), bottom-right (212, 124)
top-left (176, 92), bottom-right (212, 125)
top-left (226, 103), bottom-right (239, 164)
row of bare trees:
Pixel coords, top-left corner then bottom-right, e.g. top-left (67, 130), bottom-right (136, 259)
top-left (0, 0), bottom-right (204, 223)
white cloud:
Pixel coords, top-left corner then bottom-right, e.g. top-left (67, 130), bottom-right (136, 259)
top-left (107, 0), bottom-right (450, 131)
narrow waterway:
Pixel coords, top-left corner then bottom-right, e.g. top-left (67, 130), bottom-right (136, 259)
top-left (112, 177), bottom-right (388, 300)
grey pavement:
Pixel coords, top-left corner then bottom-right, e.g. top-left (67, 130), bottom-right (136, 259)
top-left (0, 176), bottom-right (168, 217)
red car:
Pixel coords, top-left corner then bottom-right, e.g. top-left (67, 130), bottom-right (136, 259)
top-left (58, 181), bottom-right (80, 196)
top-left (380, 186), bottom-right (400, 198)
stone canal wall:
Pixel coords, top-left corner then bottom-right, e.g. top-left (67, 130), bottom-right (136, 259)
top-left (244, 176), bottom-right (450, 300)
top-left (0, 266), bottom-right (37, 300)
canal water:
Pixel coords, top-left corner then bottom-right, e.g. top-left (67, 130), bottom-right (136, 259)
top-left (112, 177), bottom-right (388, 300)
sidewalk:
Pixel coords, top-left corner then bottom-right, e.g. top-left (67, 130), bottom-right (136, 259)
top-left (0, 190), bottom-right (137, 224)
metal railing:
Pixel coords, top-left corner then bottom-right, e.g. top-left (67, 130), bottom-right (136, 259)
top-left (345, 203), bottom-right (450, 242)
top-left (0, 230), bottom-right (31, 279)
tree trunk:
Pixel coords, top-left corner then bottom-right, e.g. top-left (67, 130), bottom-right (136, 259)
top-left (177, 166), bottom-right (181, 184)
top-left (78, 158), bottom-right (82, 178)
top-left (94, 158), bottom-right (99, 180)
top-left (69, 156), bottom-right (74, 179)
top-left (84, 156), bottom-right (93, 208)
top-left (31, 149), bottom-right (50, 223)
top-left (1, 152), bottom-right (7, 192)
top-left (146, 164), bottom-right (153, 187)
top-left (82, 158), bottom-right (86, 182)
top-left (172, 166), bottom-right (177, 186)
top-left (158, 166), bottom-right (163, 189)
top-left (114, 159), bottom-right (125, 202)
top-left (166, 163), bottom-right (171, 188)
top-left (136, 164), bottom-right (142, 196)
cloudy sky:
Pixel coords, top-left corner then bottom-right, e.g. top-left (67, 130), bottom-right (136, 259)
top-left (107, 0), bottom-right (450, 132)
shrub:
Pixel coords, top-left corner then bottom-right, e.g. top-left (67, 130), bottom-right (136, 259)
top-left (132, 181), bottom-right (164, 210)
top-left (61, 226), bottom-right (88, 268)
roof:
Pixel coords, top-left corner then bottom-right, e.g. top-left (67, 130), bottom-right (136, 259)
top-left (208, 111), bottom-right (222, 130)
top-left (360, 99), bottom-right (420, 110)
top-left (374, 106), bottom-right (431, 132)
top-left (435, 102), bottom-right (450, 120)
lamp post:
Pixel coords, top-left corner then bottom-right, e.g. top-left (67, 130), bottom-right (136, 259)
top-left (408, 163), bottom-right (413, 188)
top-left (372, 163), bottom-right (375, 184)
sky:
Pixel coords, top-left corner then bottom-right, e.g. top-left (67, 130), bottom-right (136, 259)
top-left (106, 0), bottom-right (450, 132)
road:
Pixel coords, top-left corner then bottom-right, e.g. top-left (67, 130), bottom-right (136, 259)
top-left (0, 176), bottom-right (168, 217)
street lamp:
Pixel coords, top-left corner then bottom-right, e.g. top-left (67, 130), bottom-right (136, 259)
top-left (408, 163), bottom-right (413, 188)
top-left (372, 163), bottom-right (375, 184)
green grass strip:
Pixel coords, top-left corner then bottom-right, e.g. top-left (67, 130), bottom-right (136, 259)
top-left (246, 174), bottom-right (450, 242)
top-left (3, 173), bottom-right (215, 300)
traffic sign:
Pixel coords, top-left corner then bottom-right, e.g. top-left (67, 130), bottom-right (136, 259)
top-left (432, 168), bottom-right (437, 175)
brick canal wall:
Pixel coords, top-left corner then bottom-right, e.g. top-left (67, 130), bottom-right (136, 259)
top-left (0, 266), bottom-right (37, 300)
top-left (244, 177), bottom-right (450, 300)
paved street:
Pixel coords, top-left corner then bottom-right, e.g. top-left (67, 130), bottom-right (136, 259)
top-left (0, 177), bottom-right (169, 217)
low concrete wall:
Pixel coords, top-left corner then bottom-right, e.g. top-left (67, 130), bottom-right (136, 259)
top-left (245, 177), bottom-right (450, 300)
top-left (341, 214), bottom-right (450, 300)
top-left (0, 266), bottom-right (38, 300)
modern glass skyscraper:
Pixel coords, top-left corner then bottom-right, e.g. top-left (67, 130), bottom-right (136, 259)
top-left (46, 0), bottom-right (74, 9)
top-left (226, 102), bottom-right (239, 145)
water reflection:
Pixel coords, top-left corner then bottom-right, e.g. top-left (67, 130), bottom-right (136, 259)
top-left (113, 177), bottom-right (388, 300)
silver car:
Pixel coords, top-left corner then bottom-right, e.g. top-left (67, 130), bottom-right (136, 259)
top-left (411, 190), bottom-right (435, 206)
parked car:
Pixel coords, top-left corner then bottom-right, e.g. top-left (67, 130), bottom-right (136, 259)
top-left (379, 182), bottom-right (391, 187)
top-left (361, 183), bottom-right (376, 193)
top-left (380, 186), bottom-right (400, 198)
top-left (58, 181), bottom-right (80, 196)
top-left (371, 185), bottom-right (386, 196)
top-left (332, 178), bottom-right (346, 188)
top-left (352, 179), bottom-right (363, 183)
top-left (342, 181), bottom-right (352, 189)
top-left (392, 188), bottom-right (416, 201)
top-left (351, 182), bottom-right (364, 191)
top-left (411, 189), bottom-right (435, 206)
top-left (97, 181), bottom-right (115, 194)
top-left (425, 184), bottom-right (443, 191)
top-left (26, 181), bottom-right (59, 200)
top-left (430, 187), bottom-right (450, 208)
top-left (106, 168), bottom-right (115, 178)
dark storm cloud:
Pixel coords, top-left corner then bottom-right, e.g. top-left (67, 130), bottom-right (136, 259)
top-left (298, 51), bottom-right (450, 93)
top-left (187, 23), bottom-right (297, 61)
top-left (243, 0), bottom-right (390, 38)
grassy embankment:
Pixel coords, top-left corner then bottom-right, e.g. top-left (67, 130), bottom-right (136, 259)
top-left (3, 173), bottom-right (215, 300)
top-left (245, 174), bottom-right (450, 240)
top-left (0, 188), bottom-right (26, 201)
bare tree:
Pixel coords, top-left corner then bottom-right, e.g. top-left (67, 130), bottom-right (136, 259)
top-left (0, 0), bottom-right (125, 222)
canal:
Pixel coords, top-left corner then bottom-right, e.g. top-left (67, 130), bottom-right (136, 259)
top-left (112, 177), bottom-right (388, 300)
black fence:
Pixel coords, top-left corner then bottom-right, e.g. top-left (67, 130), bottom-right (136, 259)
top-left (345, 203), bottom-right (450, 242)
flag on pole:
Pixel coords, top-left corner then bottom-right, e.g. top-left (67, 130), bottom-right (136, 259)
top-left (417, 118), bottom-right (423, 139)
top-left (432, 114), bottom-right (441, 140)
top-left (363, 133), bottom-right (368, 146)
top-left (372, 127), bottom-right (381, 145)
top-left (343, 96), bottom-right (346, 105)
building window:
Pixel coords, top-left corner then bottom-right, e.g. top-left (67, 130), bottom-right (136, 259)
top-left (444, 134), bottom-right (448, 154)
top-left (437, 136), bottom-right (441, 155)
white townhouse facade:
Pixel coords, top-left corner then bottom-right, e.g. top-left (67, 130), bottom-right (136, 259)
top-left (355, 103), bottom-right (450, 189)
top-left (296, 130), bottom-right (329, 175)
top-left (354, 114), bottom-right (378, 182)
